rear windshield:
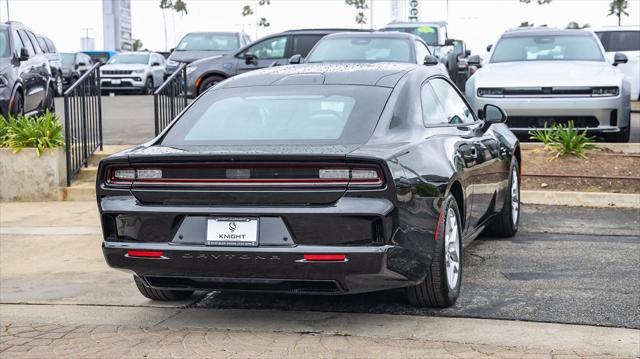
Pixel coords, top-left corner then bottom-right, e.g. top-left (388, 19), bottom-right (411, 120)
top-left (385, 26), bottom-right (439, 46)
top-left (307, 37), bottom-right (413, 63)
top-left (491, 35), bottom-right (604, 63)
top-left (161, 85), bottom-right (391, 146)
top-left (176, 33), bottom-right (239, 51)
top-left (596, 31), bottom-right (640, 52)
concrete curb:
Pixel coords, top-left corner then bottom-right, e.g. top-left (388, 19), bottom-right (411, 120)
top-left (522, 190), bottom-right (640, 209)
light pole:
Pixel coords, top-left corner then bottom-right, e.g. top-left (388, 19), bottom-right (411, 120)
top-left (5, 0), bottom-right (10, 21)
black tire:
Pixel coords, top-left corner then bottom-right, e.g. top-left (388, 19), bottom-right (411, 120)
top-left (10, 91), bottom-right (24, 117)
top-left (198, 75), bottom-right (224, 95)
top-left (486, 161), bottom-right (520, 237)
top-left (133, 275), bottom-right (194, 301)
top-left (407, 193), bottom-right (462, 308)
top-left (605, 127), bottom-right (630, 143)
top-left (143, 77), bottom-right (154, 95)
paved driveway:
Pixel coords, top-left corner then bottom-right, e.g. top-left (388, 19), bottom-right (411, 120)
top-left (1, 203), bottom-right (638, 328)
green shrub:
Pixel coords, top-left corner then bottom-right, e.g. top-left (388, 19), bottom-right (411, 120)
top-left (528, 121), bottom-right (596, 159)
top-left (1, 112), bottom-right (65, 156)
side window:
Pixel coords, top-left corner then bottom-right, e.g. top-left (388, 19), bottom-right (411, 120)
top-left (36, 37), bottom-right (49, 53)
top-left (17, 30), bottom-right (35, 56)
top-left (11, 30), bottom-right (25, 56)
top-left (430, 78), bottom-right (475, 124)
top-left (292, 35), bottom-right (324, 57)
top-left (421, 82), bottom-right (448, 125)
top-left (26, 31), bottom-right (42, 54)
top-left (246, 36), bottom-right (288, 59)
top-left (45, 38), bottom-right (57, 53)
top-left (415, 41), bottom-right (431, 65)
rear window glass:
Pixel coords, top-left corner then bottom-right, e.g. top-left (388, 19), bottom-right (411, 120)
top-left (596, 31), bottom-right (640, 52)
top-left (161, 85), bottom-right (391, 145)
top-left (307, 37), bottom-right (412, 63)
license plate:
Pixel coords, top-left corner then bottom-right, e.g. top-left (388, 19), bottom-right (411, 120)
top-left (206, 218), bottom-right (258, 246)
top-left (111, 79), bottom-right (121, 85)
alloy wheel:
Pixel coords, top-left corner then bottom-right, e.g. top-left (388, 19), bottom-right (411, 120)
top-left (511, 167), bottom-right (519, 226)
top-left (444, 207), bottom-right (460, 290)
top-left (56, 75), bottom-right (63, 96)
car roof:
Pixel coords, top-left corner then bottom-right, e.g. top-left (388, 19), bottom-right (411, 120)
top-left (322, 31), bottom-right (420, 40)
top-left (384, 21), bottom-right (448, 28)
top-left (218, 62), bottom-right (425, 89)
top-left (281, 28), bottom-right (371, 34)
top-left (184, 31), bottom-right (240, 36)
top-left (502, 27), bottom-right (593, 37)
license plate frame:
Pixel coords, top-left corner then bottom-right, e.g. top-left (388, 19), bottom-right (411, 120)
top-left (111, 79), bottom-right (121, 85)
top-left (206, 217), bottom-right (259, 247)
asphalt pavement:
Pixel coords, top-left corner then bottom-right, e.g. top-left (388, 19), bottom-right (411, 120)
top-left (1, 202), bottom-right (638, 329)
top-left (55, 96), bottom-right (640, 145)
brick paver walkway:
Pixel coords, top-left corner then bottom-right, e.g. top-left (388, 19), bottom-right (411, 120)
top-left (0, 322), bottom-right (626, 358)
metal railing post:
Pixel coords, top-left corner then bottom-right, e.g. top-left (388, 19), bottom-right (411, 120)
top-left (63, 93), bottom-right (72, 187)
top-left (97, 65), bottom-right (103, 151)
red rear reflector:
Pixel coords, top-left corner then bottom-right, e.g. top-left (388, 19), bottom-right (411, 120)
top-left (127, 250), bottom-right (164, 258)
top-left (303, 254), bottom-right (347, 261)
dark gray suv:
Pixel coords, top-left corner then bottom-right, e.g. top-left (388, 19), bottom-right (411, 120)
top-left (0, 21), bottom-right (55, 118)
top-left (184, 29), bottom-right (366, 98)
top-left (165, 31), bottom-right (251, 78)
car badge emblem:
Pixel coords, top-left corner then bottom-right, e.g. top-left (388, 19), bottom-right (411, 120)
top-left (229, 222), bottom-right (237, 232)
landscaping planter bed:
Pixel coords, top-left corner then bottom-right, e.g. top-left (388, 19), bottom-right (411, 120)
top-left (0, 148), bottom-right (66, 201)
top-left (521, 148), bottom-right (640, 193)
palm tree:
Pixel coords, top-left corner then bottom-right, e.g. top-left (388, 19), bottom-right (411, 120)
top-left (608, 0), bottom-right (629, 26)
top-left (132, 39), bottom-right (143, 51)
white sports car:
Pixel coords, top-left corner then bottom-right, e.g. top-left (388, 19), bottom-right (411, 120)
top-left (466, 27), bottom-right (631, 142)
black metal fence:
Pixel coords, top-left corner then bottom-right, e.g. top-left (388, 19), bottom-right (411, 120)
top-left (154, 64), bottom-right (188, 135)
top-left (63, 63), bottom-right (103, 186)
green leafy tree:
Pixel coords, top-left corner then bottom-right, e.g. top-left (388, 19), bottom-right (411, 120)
top-left (608, 0), bottom-right (629, 26)
top-left (132, 39), bottom-right (143, 51)
top-left (345, 0), bottom-right (368, 25)
top-left (159, 0), bottom-right (188, 50)
top-left (566, 21), bottom-right (590, 29)
top-left (241, 1), bottom-right (271, 37)
top-left (519, 0), bottom-right (552, 4)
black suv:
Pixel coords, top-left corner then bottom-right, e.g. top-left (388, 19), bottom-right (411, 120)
top-left (184, 29), bottom-right (367, 98)
top-left (0, 21), bottom-right (54, 117)
top-left (60, 52), bottom-right (92, 91)
top-left (35, 34), bottom-right (63, 96)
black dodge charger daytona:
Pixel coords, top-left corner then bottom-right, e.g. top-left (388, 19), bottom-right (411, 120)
top-left (98, 62), bottom-right (520, 308)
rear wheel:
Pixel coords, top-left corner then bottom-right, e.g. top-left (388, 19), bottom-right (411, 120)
top-left (486, 161), bottom-right (520, 237)
top-left (133, 275), bottom-right (194, 301)
top-left (407, 194), bottom-right (462, 308)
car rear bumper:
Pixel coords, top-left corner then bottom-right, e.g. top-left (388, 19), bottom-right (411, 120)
top-left (470, 95), bottom-right (630, 133)
top-left (103, 242), bottom-right (420, 294)
top-left (99, 195), bottom-right (433, 295)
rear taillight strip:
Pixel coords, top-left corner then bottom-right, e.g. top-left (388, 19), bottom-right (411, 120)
top-left (106, 165), bottom-right (384, 188)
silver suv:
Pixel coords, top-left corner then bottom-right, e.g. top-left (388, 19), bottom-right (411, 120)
top-left (100, 52), bottom-right (166, 94)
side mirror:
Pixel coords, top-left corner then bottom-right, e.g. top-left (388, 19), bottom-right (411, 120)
top-left (244, 52), bottom-right (258, 65)
top-left (486, 44), bottom-right (493, 52)
top-left (443, 39), bottom-right (456, 46)
top-left (613, 52), bottom-right (628, 66)
top-left (18, 48), bottom-right (29, 61)
top-left (288, 54), bottom-right (302, 64)
top-left (423, 55), bottom-right (439, 66)
top-left (467, 55), bottom-right (482, 66)
top-left (481, 104), bottom-right (507, 124)
top-left (465, 49), bottom-right (471, 57)
top-left (152, 62), bottom-right (161, 67)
